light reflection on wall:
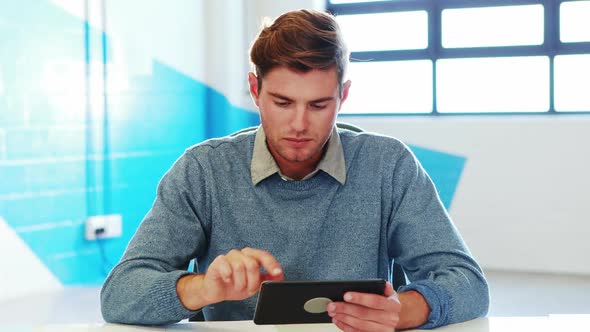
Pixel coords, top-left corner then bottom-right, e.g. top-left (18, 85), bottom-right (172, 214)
top-left (39, 60), bottom-right (129, 117)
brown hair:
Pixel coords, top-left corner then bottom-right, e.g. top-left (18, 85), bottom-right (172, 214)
top-left (249, 9), bottom-right (349, 94)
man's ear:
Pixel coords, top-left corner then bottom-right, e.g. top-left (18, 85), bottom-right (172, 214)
top-left (248, 72), bottom-right (260, 107)
top-left (338, 79), bottom-right (352, 111)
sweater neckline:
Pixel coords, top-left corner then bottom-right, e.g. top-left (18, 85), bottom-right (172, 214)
top-left (267, 171), bottom-right (339, 191)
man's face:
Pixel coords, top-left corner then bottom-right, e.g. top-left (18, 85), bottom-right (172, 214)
top-left (248, 66), bottom-right (350, 176)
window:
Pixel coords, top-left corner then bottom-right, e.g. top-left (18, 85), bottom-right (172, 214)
top-left (338, 11), bottom-right (428, 51)
top-left (437, 56), bottom-right (549, 113)
top-left (560, 1), bottom-right (590, 43)
top-left (346, 60), bottom-right (432, 113)
top-left (555, 54), bottom-right (590, 111)
top-left (441, 5), bottom-right (544, 48)
top-left (328, 0), bottom-right (590, 114)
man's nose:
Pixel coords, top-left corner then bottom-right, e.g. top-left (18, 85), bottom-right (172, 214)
top-left (290, 106), bottom-right (309, 133)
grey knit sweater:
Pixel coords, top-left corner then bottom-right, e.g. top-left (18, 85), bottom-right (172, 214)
top-left (100, 128), bottom-right (489, 328)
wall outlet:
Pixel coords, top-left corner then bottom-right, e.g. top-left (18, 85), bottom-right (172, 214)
top-left (85, 214), bottom-right (122, 241)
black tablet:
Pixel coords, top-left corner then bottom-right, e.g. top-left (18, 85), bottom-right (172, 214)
top-left (253, 279), bottom-right (386, 325)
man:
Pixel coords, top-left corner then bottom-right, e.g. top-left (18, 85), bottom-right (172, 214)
top-left (101, 9), bottom-right (489, 331)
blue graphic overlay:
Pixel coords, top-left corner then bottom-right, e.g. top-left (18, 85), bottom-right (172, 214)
top-left (0, 1), bottom-right (258, 285)
top-left (410, 146), bottom-right (466, 209)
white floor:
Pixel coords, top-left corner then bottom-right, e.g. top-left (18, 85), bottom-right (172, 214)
top-left (0, 270), bottom-right (589, 324)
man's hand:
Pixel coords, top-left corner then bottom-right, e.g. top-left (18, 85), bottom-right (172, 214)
top-left (327, 282), bottom-right (430, 331)
top-left (177, 247), bottom-right (283, 310)
top-left (327, 281), bottom-right (401, 332)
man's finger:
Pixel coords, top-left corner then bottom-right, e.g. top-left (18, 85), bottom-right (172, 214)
top-left (208, 255), bottom-right (232, 282)
top-left (241, 247), bottom-right (283, 277)
top-left (384, 282), bottom-right (400, 305)
top-left (241, 254), bottom-right (262, 293)
top-left (343, 291), bottom-right (401, 312)
top-left (332, 317), bottom-right (356, 332)
top-left (331, 313), bottom-right (395, 332)
top-left (384, 281), bottom-right (396, 298)
top-left (328, 302), bottom-right (399, 327)
top-left (228, 258), bottom-right (247, 291)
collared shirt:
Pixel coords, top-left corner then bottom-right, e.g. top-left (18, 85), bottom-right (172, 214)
top-left (250, 126), bottom-right (346, 185)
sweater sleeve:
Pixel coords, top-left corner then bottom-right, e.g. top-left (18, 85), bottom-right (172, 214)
top-left (387, 146), bottom-right (490, 329)
top-left (100, 152), bottom-right (209, 325)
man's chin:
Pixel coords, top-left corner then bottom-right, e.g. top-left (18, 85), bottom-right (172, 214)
top-left (286, 155), bottom-right (311, 163)
top-left (280, 151), bottom-right (313, 163)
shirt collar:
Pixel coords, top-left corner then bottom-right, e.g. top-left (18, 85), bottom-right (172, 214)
top-left (251, 126), bottom-right (346, 185)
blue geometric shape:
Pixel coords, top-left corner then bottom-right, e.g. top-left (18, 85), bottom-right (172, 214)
top-left (409, 145), bottom-right (466, 210)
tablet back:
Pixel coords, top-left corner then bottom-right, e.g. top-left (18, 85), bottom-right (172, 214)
top-left (253, 279), bottom-right (385, 325)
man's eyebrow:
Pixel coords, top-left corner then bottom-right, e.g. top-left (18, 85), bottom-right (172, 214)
top-left (268, 92), bottom-right (293, 101)
top-left (268, 92), bottom-right (334, 103)
top-left (309, 97), bottom-right (335, 103)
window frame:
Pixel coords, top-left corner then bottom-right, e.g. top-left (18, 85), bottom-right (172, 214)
top-left (327, 0), bottom-right (590, 115)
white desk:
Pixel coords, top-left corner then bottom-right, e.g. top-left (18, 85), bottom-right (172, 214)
top-left (3, 316), bottom-right (590, 332)
top-left (1, 289), bottom-right (588, 331)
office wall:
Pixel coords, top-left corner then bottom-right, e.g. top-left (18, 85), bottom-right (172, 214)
top-left (1, 0), bottom-right (587, 297)
top-left (347, 115), bottom-right (590, 275)
top-left (0, 0), bottom-right (259, 288)
top-left (0, 0), bottom-right (468, 291)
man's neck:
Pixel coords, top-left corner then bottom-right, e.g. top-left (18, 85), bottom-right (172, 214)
top-left (278, 162), bottom-right (318, 180)
top-left (270, 147), bottom-right (325, 181)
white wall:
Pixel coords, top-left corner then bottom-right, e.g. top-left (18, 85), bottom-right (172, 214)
top-left (46, 0), bottom-right (590, 277)
top-left (0, 217), bottom-right (62, 302)
top-left (245, 0), bottom-right (590, 275)
top-left (345, 115), bottom-right (590, 275)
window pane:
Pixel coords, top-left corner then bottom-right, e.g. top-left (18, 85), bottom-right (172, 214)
top-left (437, 57), bottom-right (549, 113)
top-left (341, 60), bottom-right (432, 114)
top-left (442, 5), bottom-right (544, 48)
top-left (337, 11), bottom-right (428, 51)
top-left (560, 1), bottom-right (590, 42)
top-left (555, 54), bottom-right (590, 111)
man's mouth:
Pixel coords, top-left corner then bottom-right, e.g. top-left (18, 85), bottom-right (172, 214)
top-left (284, 138), bottom-right (311, 148)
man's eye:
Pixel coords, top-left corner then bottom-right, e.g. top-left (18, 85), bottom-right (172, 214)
top-left (311, 104), bottom-right (327, 110)
top-left (274, 101), bottom-right (290, 107)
